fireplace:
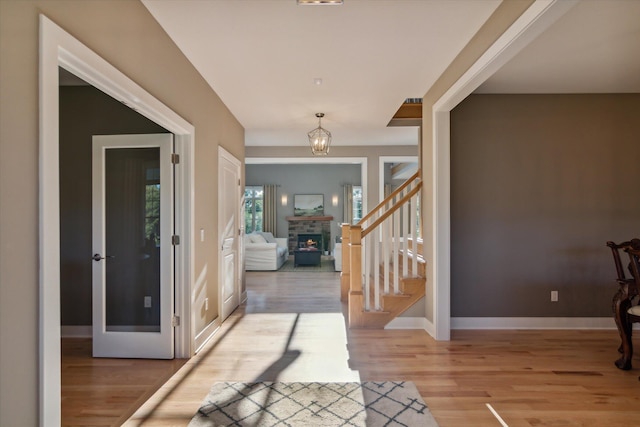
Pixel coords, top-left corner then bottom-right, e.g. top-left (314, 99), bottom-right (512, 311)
top-left (297, 233), bottom-right (322, 250)
top-left (286, 215), bottom-right (333, 254)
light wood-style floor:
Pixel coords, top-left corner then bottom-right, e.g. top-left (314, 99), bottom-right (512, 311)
top-left (64, 271), bottom-right (640, 426)
top-left (61, 339), bottom-right (185, 426)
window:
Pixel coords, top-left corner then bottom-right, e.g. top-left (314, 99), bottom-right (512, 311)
top-left (244, 186), bottom-right (264, 233)
top-left (352, 186), bottom-right (363, 223)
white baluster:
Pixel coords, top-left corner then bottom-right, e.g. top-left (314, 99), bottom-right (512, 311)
top-left (383, 215), bottom-right (390, 294)
top-left (411, 193), bottom-right (418, 276)
top-left (363, 234), bottom-right (370, 311)
top-left (403, 195), bottom-right (409, 277)
top-left (372, 230), bottom-right (377, 311)
top-left (393, 208), bottom-right (399, 294)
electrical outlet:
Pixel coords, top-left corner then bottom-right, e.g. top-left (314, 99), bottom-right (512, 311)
top-left (551, 291), bottom-right (558, 302)
top-left (205, 297), bottom-right (209, 311)
top-left (144, 296), bottom-right (152, 308)
top-left (200, 228), bottom-right (205, 242)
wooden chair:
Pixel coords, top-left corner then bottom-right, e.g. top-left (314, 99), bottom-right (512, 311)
top-left (624, 247), bottom-right (640, 376)
top-left (607, 239), bottom-right (640, 371)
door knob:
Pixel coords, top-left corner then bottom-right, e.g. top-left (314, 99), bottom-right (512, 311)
top-left (92, 253), bottom-right (114, 261)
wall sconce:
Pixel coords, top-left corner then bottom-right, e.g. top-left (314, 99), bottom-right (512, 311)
top-left (332, 195), bottom-right (339, 206)
top-left (281, 194), bottom-right (288, 206)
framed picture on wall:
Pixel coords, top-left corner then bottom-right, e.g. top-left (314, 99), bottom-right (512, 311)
top-left (294, 194), bottom-right (324, 216)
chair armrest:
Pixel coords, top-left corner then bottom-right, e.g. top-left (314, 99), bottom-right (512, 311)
top-left (275, 238), bottom-right (288, 248)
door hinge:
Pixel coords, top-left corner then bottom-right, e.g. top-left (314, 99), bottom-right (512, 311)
top-left (172, 235), bottom-right (180, 245)
top-left (171, 153), bottom-right (180, 164)
top-left (172, 315), bottom-right (180, 327)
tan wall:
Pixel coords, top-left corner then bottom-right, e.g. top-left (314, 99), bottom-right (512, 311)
top-left (451, 94), bottom-right (640, 317)
top-left (0, 1), bottom-right (244, 424)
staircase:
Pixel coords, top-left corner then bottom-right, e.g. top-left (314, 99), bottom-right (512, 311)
top-left (341, 171), bottom-right (425, 328)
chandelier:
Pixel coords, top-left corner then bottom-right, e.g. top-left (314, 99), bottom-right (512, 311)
top-left (307, 113), bottom-right (332, 155)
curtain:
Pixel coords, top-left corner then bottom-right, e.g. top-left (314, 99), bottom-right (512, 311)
top-left (343, 184), bottom-right (353, 224)
top-left (263, 184), bottom-right (277, 234)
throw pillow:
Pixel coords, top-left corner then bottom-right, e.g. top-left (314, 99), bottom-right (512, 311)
top-left (248, 233), bottom-right (267, 244)
top-left (259, 232), bottom-right (276, 243)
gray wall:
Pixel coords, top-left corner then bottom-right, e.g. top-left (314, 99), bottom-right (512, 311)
top-left (451, 94), bottom-right (640, 317)
top-left (245, 163), bottom-right (361, 244)
top-left (59, 85), bottom-right (168, 326)
top-left (245, 145), bottom-right (419, 214)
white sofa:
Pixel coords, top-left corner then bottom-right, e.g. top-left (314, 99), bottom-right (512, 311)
top-left (244, 232), bottom-right (288, 271)
top-left (333, 242), bottom-right (342, 271)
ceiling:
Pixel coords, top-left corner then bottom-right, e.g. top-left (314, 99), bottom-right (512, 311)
top-left (141, 0), bottom-right (640, 148)
top-left (476, 0), bottom-right (640, 94)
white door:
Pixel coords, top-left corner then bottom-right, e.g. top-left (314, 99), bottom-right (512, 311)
top-left (92, 134), bottom-right (174, 358)
top-left (219, 148), bottom-right (241, 321)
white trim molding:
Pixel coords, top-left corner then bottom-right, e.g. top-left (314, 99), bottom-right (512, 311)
top-left (451, 317), bottom-right (619, 330)
top-left (194, 321), bottom-right (220, 354)
top-left (385, 317), bottom-right (429, 330)
top-left (378, 155), bottom-right (419, 204)
top-left (386, 317), bottom-right (626, 331)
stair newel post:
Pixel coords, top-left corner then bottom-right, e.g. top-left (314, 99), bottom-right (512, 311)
top-left (340, 223), bottom-right (351, 302)
top-left (348, 224), bottom-right (365, 328)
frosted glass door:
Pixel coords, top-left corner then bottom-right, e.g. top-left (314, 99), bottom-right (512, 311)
top-left (92, 134), bottom-right (174, 359)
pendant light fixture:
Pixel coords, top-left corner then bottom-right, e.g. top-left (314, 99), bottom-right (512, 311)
top-left (307, 113), bottom-right (331, 155)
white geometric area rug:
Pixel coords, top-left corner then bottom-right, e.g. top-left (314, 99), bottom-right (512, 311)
top-left (189, 381), bottom-right (439, 427)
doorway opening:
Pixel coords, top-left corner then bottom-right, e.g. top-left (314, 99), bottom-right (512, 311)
top-left (40, 15), bottom-right (194, 423)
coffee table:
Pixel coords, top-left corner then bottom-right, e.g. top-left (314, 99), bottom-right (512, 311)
top-left (294, 249), bottom-right (322, 267)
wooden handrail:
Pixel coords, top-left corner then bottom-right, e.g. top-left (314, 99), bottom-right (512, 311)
top-left (358, 171), bottom-right (420, 226)
top-left (361, 184), bottom-right (420, 239)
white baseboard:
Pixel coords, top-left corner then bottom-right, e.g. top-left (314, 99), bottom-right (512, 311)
top-left (385, 316), bottom-right (632, 333)
top-left (451, 317), bottom-right (620, 330)
top-left (385, 317), bottom-right (429, 330)
top-left (194, 318), bottom-right (220, 354)
top-left (61, 325), bottom-right (92, 338)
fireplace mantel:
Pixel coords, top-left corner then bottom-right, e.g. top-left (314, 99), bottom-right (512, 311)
top-left (286, 215), bottom-right (333, 221)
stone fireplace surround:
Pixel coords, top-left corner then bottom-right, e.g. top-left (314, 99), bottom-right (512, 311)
top-left (286, 215), bottom-right (333, 254)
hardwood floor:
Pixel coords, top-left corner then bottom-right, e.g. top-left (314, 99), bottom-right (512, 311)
top-left (67, 271), bottom-right (640, 426)
top-left (61, 338), bottom-right (185, 426)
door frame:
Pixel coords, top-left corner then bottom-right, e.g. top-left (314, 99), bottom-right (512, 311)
top-left (427, 0), bottom-right (578, 340)
top-left (39, 15), bottom-right (194, 425)
top-left (378, 155), bottom-right (418, 204)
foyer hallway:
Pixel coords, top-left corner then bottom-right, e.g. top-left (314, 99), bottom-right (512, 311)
top-left (123, 271), bottom-right (639, 426)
